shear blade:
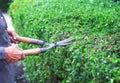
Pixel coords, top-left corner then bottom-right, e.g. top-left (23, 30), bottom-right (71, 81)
top-left (56, 38), bottom-right (73, 44)
top-left (56, 38), bottom-right (74, 46)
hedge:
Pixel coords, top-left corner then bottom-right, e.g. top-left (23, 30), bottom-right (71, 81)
top-left (9, 0), bottom-right (120, 83)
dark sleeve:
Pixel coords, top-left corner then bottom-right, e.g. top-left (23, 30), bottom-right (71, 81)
top-left (0, 10), bottom-right (7, 34)
top-left (0, 47), bottom-right (5, 59)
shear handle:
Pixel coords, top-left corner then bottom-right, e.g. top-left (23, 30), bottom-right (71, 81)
top-left (16, 36), bottom-right (48, 46)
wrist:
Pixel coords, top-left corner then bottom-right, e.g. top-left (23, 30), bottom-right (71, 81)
top-left (0, 47), bottom-right (6, 59)
top-left (4, 47), bottom-right (9, 57)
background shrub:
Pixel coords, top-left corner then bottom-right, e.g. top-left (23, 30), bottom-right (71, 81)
top-left (9, 0), bottom-right (120, 83)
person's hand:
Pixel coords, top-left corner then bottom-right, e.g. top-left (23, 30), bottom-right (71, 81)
top-left (7, 30), bottom-right (19, 44)
top-left (5, 44), bottom-right (25, 63)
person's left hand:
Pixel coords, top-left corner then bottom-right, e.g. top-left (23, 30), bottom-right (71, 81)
top-left (7, 30), bottom-right (20, 44)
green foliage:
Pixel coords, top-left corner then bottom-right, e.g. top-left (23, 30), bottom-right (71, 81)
top-left (9, 0), bottom-right (120, 83)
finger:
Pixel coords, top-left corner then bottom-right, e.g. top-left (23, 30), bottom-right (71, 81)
top-left (12, 33), bottom-right (18, 40)
top-left (15, 45), bottom-right (23, 51)
top-left (10, 59), bottom-right (18, 63)
top-left (6, 54), bottom-right (13, 62)
top-left (6, 58), bottom-right (11, 62)
top-left (20, 52), bottom-right (25, 60)
top-left (17, 47), bottom-right (23, 51)
top-left (10, 32), bottom-right (18, 40)
top-left (10, 37), bottom-right (17, 43)
top-left (6, 57), bottom-right (18, 63)
top-left (16, 41), bottom-right (20, 44)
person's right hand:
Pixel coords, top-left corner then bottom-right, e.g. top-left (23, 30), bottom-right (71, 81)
top-left (4, 44), bottom-right (25, 63)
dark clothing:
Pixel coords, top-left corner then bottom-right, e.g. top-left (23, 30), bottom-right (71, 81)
top-left (0, 10), bottom-right (15, 83)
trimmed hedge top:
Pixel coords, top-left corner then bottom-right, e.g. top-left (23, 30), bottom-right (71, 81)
top-left (9, 0), bottom-right (120, 83)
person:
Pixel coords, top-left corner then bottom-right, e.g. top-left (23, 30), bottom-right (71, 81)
top-left (0, 10), bottom-right (26, 83)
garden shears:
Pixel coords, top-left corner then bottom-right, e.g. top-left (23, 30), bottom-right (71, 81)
top-left (16, 36), bottom-right (74, 56)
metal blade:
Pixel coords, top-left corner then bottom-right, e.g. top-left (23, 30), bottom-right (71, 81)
top-left (55, 37), bottom-right (75, 46)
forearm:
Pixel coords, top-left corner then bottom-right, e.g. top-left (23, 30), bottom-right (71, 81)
top-left (0, 47), bottom-right (5, 59)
